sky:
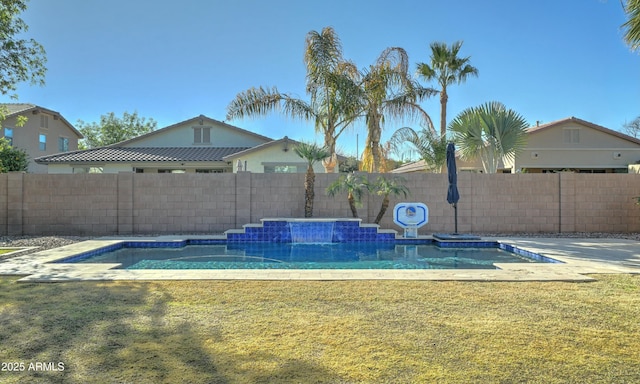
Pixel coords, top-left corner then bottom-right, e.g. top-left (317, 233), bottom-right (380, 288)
top-left (2, 0), bottom-right (639, 158)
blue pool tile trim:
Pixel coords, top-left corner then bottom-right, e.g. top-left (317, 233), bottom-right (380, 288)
top-left (499, 243), bottom-right (564, 264)
top-left (53, 237), bottom-right (561, 265)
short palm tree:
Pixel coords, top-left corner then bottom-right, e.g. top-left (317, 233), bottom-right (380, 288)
top-left (326, 173), bottom-right (370, 218)
top-left (388, 126), bottom-right (449, 173)
top-left (372, 176), bottom-right (409, 224)
top-left (417, 41), bottom-right (479, 138)
top-left (623, 0), bottom-right (640, 51)
top-left (449, 101), bottom-right (528, 174)
top-left (294, 142), bottom-right (330, 217)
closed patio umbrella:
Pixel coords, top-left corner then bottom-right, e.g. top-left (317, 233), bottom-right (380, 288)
top-left (446, 142), bottom-right (460, 234)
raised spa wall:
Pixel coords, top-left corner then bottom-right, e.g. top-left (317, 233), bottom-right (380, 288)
top-left (224, 218), bottom-right (398, 243)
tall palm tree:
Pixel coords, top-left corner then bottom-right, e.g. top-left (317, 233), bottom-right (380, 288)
top-left (372, 176), bottom-right (409, 224)
top-left (388, 126), bottom-right (449, 173)
top-left (357, 47), bottom-right (437, 173)
top-left (294, 142), bottom-right (330, 218)
top-left (623, 0), bottom-right (640, 51)
top-left (326, 173), bottom-right (370, 218)
top-left (449, 101), bottom-right (528, 174)
top-left (417, 41), bottom-right (479, 138)
top-left (226, 27), bottom-right (359, 171)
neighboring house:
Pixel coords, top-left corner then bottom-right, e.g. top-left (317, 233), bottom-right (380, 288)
top-left (392, 117), bottom-right (640, 174)
top-left (1, 103), bottom-right (82, 173)
top-left (35, 115), bottom-right (328, 174)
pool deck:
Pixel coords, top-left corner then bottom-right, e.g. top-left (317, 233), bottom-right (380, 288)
top-left (0, 235), bottom-right (639, 282)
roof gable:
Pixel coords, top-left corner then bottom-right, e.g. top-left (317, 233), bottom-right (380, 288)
top-left (527, 117), bottom-right (640, 147)
top-left (0, 103), bottom-right (83, 138)
top-left (114, 115), bottom-right (273, 148)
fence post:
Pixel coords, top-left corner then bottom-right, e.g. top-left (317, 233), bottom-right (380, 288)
top-left (7, 172), bottom-right (24, 236)
top-left (235, 172), bottom-right (252, 228)
top-left (118, 172), bottom-right (134, 235)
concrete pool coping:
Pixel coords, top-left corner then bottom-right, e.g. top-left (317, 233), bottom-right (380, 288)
top-left (0, 235), bottom-right (638, 282)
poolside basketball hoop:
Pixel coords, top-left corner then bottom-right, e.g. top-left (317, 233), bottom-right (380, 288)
top-left (393, 202), bottom-right (428, 238)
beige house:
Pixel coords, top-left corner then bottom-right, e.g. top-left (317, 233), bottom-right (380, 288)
top-left (35, 115), bottom-right (328, 174)
top-left (1, 103), bottom-right (82, 173)
top-left (393, 117), bottom-right (640, 174)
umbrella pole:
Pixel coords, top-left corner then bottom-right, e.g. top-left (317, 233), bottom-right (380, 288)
top-left (454, 203), bottom-right (458, 235)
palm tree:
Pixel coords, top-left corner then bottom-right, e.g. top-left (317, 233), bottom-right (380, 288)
top-left (294, 142), bottom-right (330, 217)
top-left (417, 41), bottom-right (479, 138)
top-left (388, 126), bottom-right (449, 173)
top-left (449, 101), bottom-right (528, 174)
top-left (623, 0), bottom-right (640, 51)
top-left (357, 48), bottom-right (437, 173)
top-left (372, 176), bottom-right (409, 224)
top-left (326, 173), bottom-right (370, 218)
top-left (226, 27), bottom-right (360, 171)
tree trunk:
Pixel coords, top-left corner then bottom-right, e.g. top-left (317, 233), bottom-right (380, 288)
top-left (322, 153), bottom-right (338, 173)
top-left (368, 115), bottom-right (382, 173)
top-left (347, 193), bottom-right (359, 218)
top-left (304, 166), bottom-right (315, 217)
top-left (374, 195), bottom-right (390, 224)
top-left (323, 133), bottom-right (337, 173)
top-left (440, 89), bottom-right (448, 138)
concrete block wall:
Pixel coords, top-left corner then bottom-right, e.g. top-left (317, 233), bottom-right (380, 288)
top-left (131, 173), bottom-right (237, 234)
top-left (21, 174), bottom-right (119, 235)
top-left (1, 172), bottom-right (639, 236)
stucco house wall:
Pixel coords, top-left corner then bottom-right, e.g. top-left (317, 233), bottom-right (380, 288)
top-left (511, 118), bottom-right (640, 172)
top-left (223, 137), bottom-right (326, 174)
top-left (1, 104), bottom-right (81, 173)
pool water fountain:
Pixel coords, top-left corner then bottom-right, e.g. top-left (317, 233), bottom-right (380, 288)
top-left (289, 221), bottom-right (335, 243)
top-left (224, 218), bottom-right (398, 243)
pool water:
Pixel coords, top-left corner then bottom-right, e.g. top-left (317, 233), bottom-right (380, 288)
top-left (75, 242), bottom-right (546, 270)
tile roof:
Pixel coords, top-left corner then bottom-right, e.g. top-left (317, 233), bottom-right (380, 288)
top-left (35, 147), bottom-right (250, 164)
top-left (1, 103), bottom-right (37, 115)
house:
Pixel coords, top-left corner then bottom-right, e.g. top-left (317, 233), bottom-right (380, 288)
top-left (392, 117), bottom-right (640, 174)
top-left (1, 103), bottom-right (82, 173)
top-left (35, 115), bottom-right (329, 174)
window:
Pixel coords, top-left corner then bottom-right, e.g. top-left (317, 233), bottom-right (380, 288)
top-left (58, 137), bottom-right (69, 152)
top-left (196, 169), bottom-right (224, 173)
top-left (39, 134), bottom-right (46, 151)
top-left (193, 127), bottom-right (211, 144)
top-left (40, 115), bottom-right (49, 129)
top-left (158, 169), bottom-right (186, 173)
top-left (4, 128), bottom-right (13, 146)
top-left (73, 167), bottom-right (103, 174)
top-left (264, 165), bottom-right (305, 173)
top-left (563, 128), bottom-right (580, 143)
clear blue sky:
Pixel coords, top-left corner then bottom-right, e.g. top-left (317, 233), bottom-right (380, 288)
top-left (2, 0), bottom-right (638, 157)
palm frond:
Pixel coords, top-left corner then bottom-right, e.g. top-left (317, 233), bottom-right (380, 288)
top-left (623, 0), bottom-right (640, 51)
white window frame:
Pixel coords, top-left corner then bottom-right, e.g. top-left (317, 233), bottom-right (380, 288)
top-left (58, 136), bottom-right (69, 152)
top-left (563, 128), bottom-right (580, 144)
top-left (4, 127), bottom-right (13, 146)
top-left (193, 126), bottom-right (211, 144)
top-left (39, 133), bottom-right (47, 151)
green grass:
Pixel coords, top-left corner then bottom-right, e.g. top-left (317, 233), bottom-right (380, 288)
top-left (0, 275), bottom-right (639, 383)
top-left (0, 249), bottom-right (18, 255)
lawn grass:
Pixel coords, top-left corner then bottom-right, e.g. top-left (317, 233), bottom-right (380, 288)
top-left (0, 275), bottom-right (639, 383)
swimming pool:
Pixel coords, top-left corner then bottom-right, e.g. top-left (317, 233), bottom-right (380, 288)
top-left (59, 241), bottom-right (558, 270)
